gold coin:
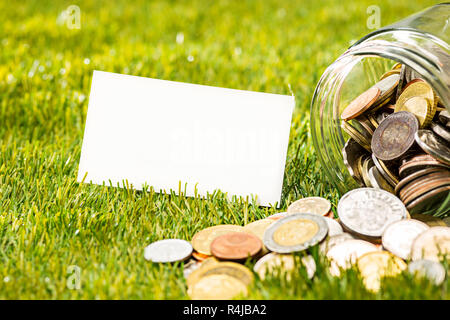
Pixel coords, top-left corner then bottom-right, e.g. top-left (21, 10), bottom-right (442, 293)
top-left (243, 219), bottom-right (274, 255)
top-left (357, 251), bottom-right (407, 292)
top-left (192, 225), bottom-right (244, 255)
top-left (187, 261), bottom-right (254, 288)
top-left (188, 274), bottom-right (248, 300)
top-left (396, 80), bottom-right (437, 125)
top-left (341, 121), bottom-right (371, 152)
top-left (380, 69), bottom-right (401, 80)
top-left (273, 219), bottom-right (319, 246)
top-left (391, 63), bottom-right (402, 70)
top-left (287, 197), bottom-right (332, 216)
top-left (360, 157), bottom-right (374, 188)
top-left (394, 96), bottom-right (432, 128)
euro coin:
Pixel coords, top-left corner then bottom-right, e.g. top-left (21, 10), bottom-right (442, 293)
top-left (144, 239), bottom-right (193, 263)
top-left (411, 226), bottom-right (450, 261)
top-left (192, 225), bottom-right (244, 255)
top-left (381, 219), bottom-right (429, 260)
top-left (395, 96), bottom-right (432, 128)
top-left (263, 213), bottom-right (328, 253)
top-left (210, 232), bottom-right (262, 261)
top-left (287, 196), bottom-right (331, 216)
top-left (337, 188), bottom-right (407, 238)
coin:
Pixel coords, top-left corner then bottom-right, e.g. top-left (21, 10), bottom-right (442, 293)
top-left (368, 166), bottom-right (395, 193)
top-left (263, 213), bottom-right (328, 253)
top-left (411, 226), bottom-right (450, 261)
top-left (187, 261), bottom-right (254, 288)
top-left (372, 154), bottom-right (399, 186)
top-left (352, 115), bottom-right (375, 136)
top-left (323, 217), bottom-right (343, 237)
top-left (372, 111), bottom-right (419, 161)
top-left (369, 74), bottom-right (401, 112)
top-left (253, 252), bottom-right (316, 281)
top-left (341, 87), bottom-right (381, 121)
top-left (395, 96), bottom-right (432, 128)
top-left (319, 233), bottom-right (354, 255)
top-left (431, 122), bottom-right (450, 143)
top-left (395, 167), bottom-right (445, 195)
top-left (192, 225), bottom-right (244, 255)
top-left (360, 156), bottom-right (374, 187)
top-left (144, 239), bottom-right (193, 263)
top-left (357, 251), bottom-right (407, 292)
top-left (243, 219), bottom-right (274, 255)
top-left (326, 239), bottom-right (379, 276)
top-left (411, 213), bottom-right (448, 227)
top-left (397, 79), bottom-right (437, 111)
top-left (438, 110), bottom-right (450, 126)
top-left (391, 63), bottom-right (402, 71)
top-left (406, 185), bottom-right (450, 215)
top-left (210, 232), bottom-right (262, 261)
top-left (343, 138), bottom-right (367, 186)
top-left (192, 251), bottom-right (211, 261)
top-left (338, 188), bottom-right (407, 238)
top-left (183, 259), bottom-right (202, 279)
top-left (341, 121), bottom-right (371, 151)
top-left (380, 69), bottom-right (401, 80)
top-left (266, 212), bottom-right (289, 220)
top-left (287, 197), bottom-right (332, 216)
top-left (400, 172), bottom-right (450, 205)
top-left (188, 274), bottom-right (248, 300)
top-left (408, 259), bottom-right (446, 285)
top-left (381, 219), bottom-right (429, 260)
top-left (398, 153), bottom-right (449, 178)
top-left (415, 130), bottom-right (450, 166)
top-left (395, 64), bottom-right (407, 100)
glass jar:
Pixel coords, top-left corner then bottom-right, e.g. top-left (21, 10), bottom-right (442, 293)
top-left (310, 3), bottom-right (449, 215)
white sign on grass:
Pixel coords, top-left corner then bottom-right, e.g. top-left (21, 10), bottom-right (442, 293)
top-left (77, 71), bottom-right (294, 207)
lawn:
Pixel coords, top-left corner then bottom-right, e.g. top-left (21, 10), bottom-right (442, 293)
top-left (0, 0), bottom-right (447, 299)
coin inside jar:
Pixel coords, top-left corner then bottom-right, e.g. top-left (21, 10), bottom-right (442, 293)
top-left (341, 87), bottom-right (381, 121)
top-left (415, 130), bottom-right (450, 166)
top-left (210, 232), bottom-right (262, 260)
top-left (372, 111), bottom-right (419, 161)
top-left (394, 96), bottom-right (432, 128)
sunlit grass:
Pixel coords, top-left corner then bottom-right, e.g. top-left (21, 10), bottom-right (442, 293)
top-left (0, 0), bottom-right (446, 299)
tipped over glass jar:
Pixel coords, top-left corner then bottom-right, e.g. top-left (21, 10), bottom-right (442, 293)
top-left (310, 3), bottom-right (450, 217)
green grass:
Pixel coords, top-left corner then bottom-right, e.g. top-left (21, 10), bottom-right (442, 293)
top-left (0, 0), bottom-right (447, 299)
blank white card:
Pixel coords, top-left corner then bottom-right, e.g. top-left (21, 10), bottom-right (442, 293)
top-left (77, 71), bottom-right (295, 207)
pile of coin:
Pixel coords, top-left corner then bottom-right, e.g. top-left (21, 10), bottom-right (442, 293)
top-left (340, 63), bottom-right (450, 216)
top-left (144, 192), bottom-right (450, 298)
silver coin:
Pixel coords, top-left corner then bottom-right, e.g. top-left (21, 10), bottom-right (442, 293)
top-left (408, 259), bottom-right (446, 285)
top-left (415, 130), bottom-right (450, 166)
top-left (183, 259), bottom-right (202, 279)
top-left (263, 213), bottom-right (328, 254)
top-left (338, 188), bottom-right (408, 237)
top-left (382, 219), bottom-right (429, 260)
top-left (438, 110), bottom-right (450, 126)
top-left (144, 239), bottom-right (193, 263)
top-left (342, 138), bottom-right (367, 186)
top-left (368, 166), bottom-right (395, 193)
top-left (373, 74), bottom-right (400, 102)
top-left (411, 226), bottom-right (450, 262)
top-left (319, 233), bottom-right (354, 255)
top-left (326, 239), bottom-right (379, 276)
top-left (323, 217), bottom-right (343, 237)
top-left (287, 197), bottom-right (331, 216)
top-left (431, 122), bottom-right (450, 143)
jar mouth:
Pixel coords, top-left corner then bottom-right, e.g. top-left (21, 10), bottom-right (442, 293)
top-left (310, 28), bottom-right (449, 195)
